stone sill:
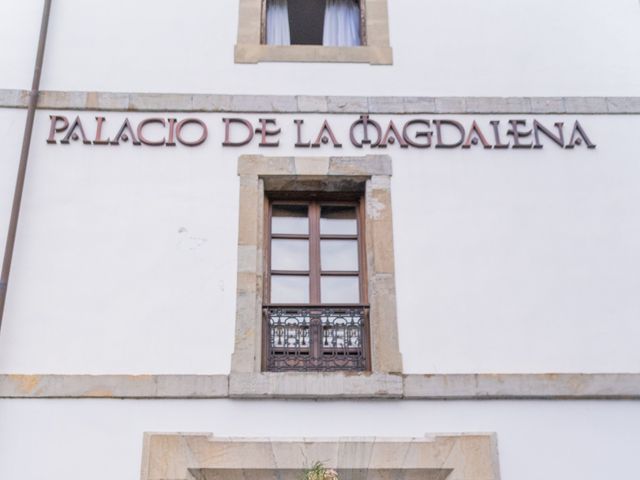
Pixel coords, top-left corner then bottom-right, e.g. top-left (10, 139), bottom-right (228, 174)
top-left (234, 44), bottom-right (393, 64)
top-left (1, 373), bottom-right (639, 399)
top-left (229, 372), bottom-right (403, 398)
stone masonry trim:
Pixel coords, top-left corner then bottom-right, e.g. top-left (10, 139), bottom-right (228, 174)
top-left (1, 89), bottom-right (640, 113)
top-left (141, 434), bottom-right (501, 480)
top-left (1, 373), bottom-right (639, 399)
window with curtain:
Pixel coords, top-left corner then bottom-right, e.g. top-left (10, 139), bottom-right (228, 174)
top-left (265, 0), bottom-right (362, 47)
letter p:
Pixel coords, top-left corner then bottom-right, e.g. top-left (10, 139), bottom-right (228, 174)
top-left (47, 115), bottom-right (70, 144)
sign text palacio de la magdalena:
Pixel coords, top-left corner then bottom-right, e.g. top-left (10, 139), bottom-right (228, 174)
top-left (45, 114), bottom-right (597, 150)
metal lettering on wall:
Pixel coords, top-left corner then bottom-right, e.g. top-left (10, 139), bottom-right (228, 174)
top-left (46, 114), bottom-right (597, 150)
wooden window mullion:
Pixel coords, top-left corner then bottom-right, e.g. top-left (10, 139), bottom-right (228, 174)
top-left (357, 195), bottom-right (367, 305)
top-left (309, 201), bottom-right (321, 304)
top-left (309, 201), bottom-right (322, 361)
top-left (265, 200), bottom-right (273, 304)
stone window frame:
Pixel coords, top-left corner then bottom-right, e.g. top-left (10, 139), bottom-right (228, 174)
top-left (140, 434), bottom-right (501, 480)
top-left (231, 155), bottom-right (403, 383)
top-left (235, 0), bottom-right (393, 64)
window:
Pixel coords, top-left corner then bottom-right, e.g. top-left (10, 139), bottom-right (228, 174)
top-left (234, 0), bottom-right (392, 64)
top-left (264, 197), bottom-right (370, 371)
top-left (230, 155), bottom-right (403, 379)
top-left (265, 0), bottom-right (363, 47)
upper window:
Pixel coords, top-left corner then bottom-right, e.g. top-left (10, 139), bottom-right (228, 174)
top-left (265, 0), bottom-right (363, 47)
top-left (235, 0), bottom-right (392, 64)
top-left (263, 196), bottom-right (370, 372)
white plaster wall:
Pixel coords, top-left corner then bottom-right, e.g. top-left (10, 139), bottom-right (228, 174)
top-left (32, 0), bottom-right (640, 96)
top-left (0, 111), bottom-right (239, 374)
top-left (0, 111), bottom-right (638, 374)
top-left (0, 1), bottom-right (41, 90)
top-left (0, 110), bottom-right (26, 269)
top-left (0, 399), bottom-right (638, 480)
top-left (393, 115), bottom-right (640, 373)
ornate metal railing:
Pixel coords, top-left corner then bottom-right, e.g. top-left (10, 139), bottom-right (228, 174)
top-left (263, 305), bottom-right (369, 372)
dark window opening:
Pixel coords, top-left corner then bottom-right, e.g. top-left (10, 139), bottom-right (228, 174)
top-left (288, 0), bottom-right (327, 45)
top-left (264, 0), bottom-right (364, 47)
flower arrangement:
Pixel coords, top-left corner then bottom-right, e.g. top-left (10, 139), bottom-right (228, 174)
top-left (302, 462), bottom-right (339, 480)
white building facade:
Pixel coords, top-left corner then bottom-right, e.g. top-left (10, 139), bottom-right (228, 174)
top-left (1, 1), bottom-right (639, 479)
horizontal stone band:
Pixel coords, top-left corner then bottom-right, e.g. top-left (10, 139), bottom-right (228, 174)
top-left (1, 89), bottom-right (639, 114)
top-left (1, 373), bottom-right (639, 399)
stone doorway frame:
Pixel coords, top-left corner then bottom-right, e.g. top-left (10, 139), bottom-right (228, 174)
top-left (140, 434), bottom-right (501, 480)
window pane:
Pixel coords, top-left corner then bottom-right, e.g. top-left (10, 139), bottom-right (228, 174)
top-left (287, 0), bottom-right (326, 45)
top-left (320, 206), bottom-right (357, 235)
top-left (321, 276), bottom-right (360, 304)
top-left (271, 276), bottom-right (309, 304)
top-left (321, 240), bottom-right (358, 271)
top-left (271, 239), bottom-right (309, 271)
top-left (272, 205), bottom-right (308, 235)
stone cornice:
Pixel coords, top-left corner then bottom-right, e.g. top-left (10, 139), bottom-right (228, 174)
top-left (1, 89), bottom-right (639, 114)
top-left (1, 373), bottom-right (639, 399)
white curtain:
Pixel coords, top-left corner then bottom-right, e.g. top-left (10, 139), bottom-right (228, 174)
top-left (266, 0), bottom-right (291, 45)
top-left (323, 0), bottom-right (361, 47)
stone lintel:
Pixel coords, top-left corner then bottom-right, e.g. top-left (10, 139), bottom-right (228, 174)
top-left (236, 155), bottom-right (392, 178)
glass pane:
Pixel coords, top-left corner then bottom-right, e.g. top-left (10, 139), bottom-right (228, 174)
top-left (320, 206), bottom-right (357, 235)
top-left (271, 239), bottom-right (309, 271)
top-left (272, 205), bottom-right (308, 235)
top-left (321, 276), bottom-right (360, 304)
top-left (321, 240), bottom-right (359, 271)
top-left (271, 276), bottom-right (309, 304)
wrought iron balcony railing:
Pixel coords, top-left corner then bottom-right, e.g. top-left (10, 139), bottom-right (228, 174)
top-left (263, 305), bottom-right (370, 372)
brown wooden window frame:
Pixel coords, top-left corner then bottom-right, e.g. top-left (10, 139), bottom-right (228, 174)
top-left (262, 193), bottom-right (371, 372)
